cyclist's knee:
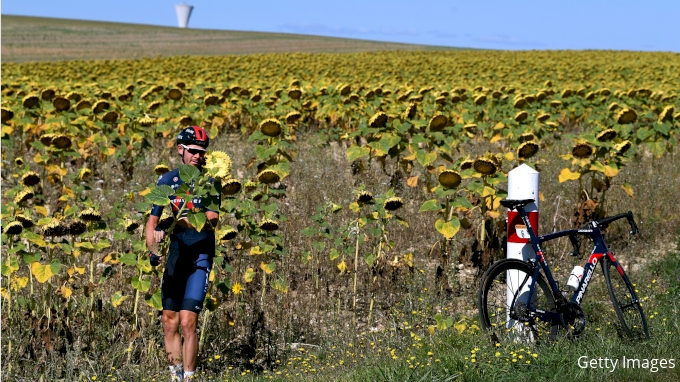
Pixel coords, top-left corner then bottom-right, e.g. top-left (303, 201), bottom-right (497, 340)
top-left (162, 310), bottom-right (180, 332)
top-left (180, 310), bottom-right (198, 334)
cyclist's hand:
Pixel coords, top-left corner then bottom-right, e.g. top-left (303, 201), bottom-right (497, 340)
top-left (153, 230), bottom-right (165, 243)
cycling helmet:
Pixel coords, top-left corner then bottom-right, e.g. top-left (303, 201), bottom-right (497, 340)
top-left (176, 126), bottom-right (210, 149)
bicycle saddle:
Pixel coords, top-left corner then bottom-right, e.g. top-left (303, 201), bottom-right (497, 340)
top-left (500, 199), bottom-right (535, 210)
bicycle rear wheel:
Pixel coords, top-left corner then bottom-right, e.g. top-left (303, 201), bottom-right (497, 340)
top-left (602, 256), bottom-right (649, 340)
top-left (478, 259), bottom-right (559, 345)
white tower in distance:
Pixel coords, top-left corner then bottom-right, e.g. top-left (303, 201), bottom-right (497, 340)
top-left (175, 3), bottom-right (194, 28)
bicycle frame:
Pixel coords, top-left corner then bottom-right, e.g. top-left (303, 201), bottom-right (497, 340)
top-left (510, 206), bottom-right (632, 326)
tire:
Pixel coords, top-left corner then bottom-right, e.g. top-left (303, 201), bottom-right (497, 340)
top-left (602, 256), bottom-right (649, 340)
top-left (478, 259), bottom-right (559, 345)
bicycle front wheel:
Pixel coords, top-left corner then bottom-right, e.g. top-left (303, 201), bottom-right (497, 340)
top-left (478, 259), bottom-right (559, 345)
top-left (602, 256), bottom-right (649, 340)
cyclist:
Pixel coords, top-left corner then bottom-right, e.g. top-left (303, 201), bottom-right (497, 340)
top-left (145, 126), bottom-right (219, 381)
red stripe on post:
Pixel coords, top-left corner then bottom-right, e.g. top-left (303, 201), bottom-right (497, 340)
top-left (507, 211), bottom-right (538, 243)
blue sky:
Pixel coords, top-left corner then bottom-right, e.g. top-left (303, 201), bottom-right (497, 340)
top-left (2, 0), bottom-right (679, 52)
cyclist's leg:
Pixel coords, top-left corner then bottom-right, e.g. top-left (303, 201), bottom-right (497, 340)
top-left (161, 274), bottom-right (183, 367)
top-left (180, 253), bottom-right (212, 373)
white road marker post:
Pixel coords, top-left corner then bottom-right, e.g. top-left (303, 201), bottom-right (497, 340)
top-left (506, 164), bottom-right (539, 338)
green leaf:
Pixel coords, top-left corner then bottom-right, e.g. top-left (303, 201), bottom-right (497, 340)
top-left (93, 239), bottom-right (111, 251)
top-left (435, 218), bottom-right (460, 239)
top-left (346, 144), bottom-right (370, 163)
top-left (301, 227), bottom-right (316, 237)
top-left (23, 253), bottom-right (41, 264)
top-left (111, 291), bottom-right (127, 308)
top-left (145, 288), bottom-right (163, 310)
top-left (368, 133), bottom-right (401, 156)
top-left (119, 253), bottom-right (137, 266)
top-left (416, 149), bottom-right (437, 167)
top-left (329, 248), bottom-right (340, 260)
top-left (50, 260), bottom-right (62, 275)
top-left (466, 180), bottom-right (484, 195)
top-left (262, 203), bottom-right (278, 215)
top-left (188, 212), bottom-right (207, 232)
top-left (131, 276), bottom-right (150, 292)
top-left (364, 253), bottom-right (376, 267)
top-left (394, 215), bottom-right (409, 227)
top-left (178, 164), bottom-right (201, 183)
top-left (146, 185), bottom-right (174, 206)
top-left (7, 243), bottom-right (26, 255)
top-left (419, 199), bottom-right (441, 212)
top-left (451, 196), bottom-right (473, 209)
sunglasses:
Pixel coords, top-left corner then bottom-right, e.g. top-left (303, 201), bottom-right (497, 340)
top-left (181, 144), bottom-right (206, 156)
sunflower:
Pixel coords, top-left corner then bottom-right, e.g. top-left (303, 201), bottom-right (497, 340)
top-left (435, 95), bottom-right (447, 105)
top-left (66, 91), bottom-right (82, 102)
top-left (463, 124), bottom-right (478, 133)
top-left (4, 221), bottom-right (23, 235)
top-left (15, 214), bottom-right (34, 229)
top-left (473, 94), bottom-right (487, 105)
top-left (178, 115), bottom-right (193, 126)
top-left (92, 100), bottom-right (110, 113)
top-left (259, 218), bottom-right (279, 231)
top-left (222, 178), bottom-right (242, 196)
top-left (1, 107), bottom-right (14, 123)
top-left (78, 168), bottom-right (92, 181)
top-left (513, 97), bottom-right (527, 109)
top-left (519, 132), bottom-right (535, 142)
top-left (514, 111), bottom-right (528, 122)
top-left (102, 111), bottom-right (118, 123)
top-left (339, 84), bottom-right (351, 96)
top-left (438, 170), bottom-right (461, 189)
top-left (139, 114), bottom-right (156, 126)
top-left (287, 88), bottom-right (302, 100)
top-left (21, 171), bottom-right (41, 186)
top-left (41, 88), bottom-right (56, 101)
top-left (76, 100), bottom-right (92, 111)
top-left (517, 141), bottom-right (539, 159)
top-left (168, 88), bottom-right (183, 101)
top-left (404, 103), bottom-right (417, 119)
top-left (537, 113), bottom-right (550, 122)
top-left (52, 97), bottom-right (70, 111)
top-left (124, 219), bottom-right (140, 232)
top-left (473, 158), bottom-right (497, 176)
top-left (549, 100), bottom-right (562, 108)
top-left (204, 94), bottom-right (219, 106)
top-left (384, 197), bottom-right (404, 211)
top-left (596, 129), bottom-right (617, 142)
top-left (614, 140), bottom-right (632, 156)
top-left (450, 94), bottom-right (461, 103)
top-left (658, 106), bottom-right (674, 123)
top-left (286, 111), bottom-right (302, 125)
top-left (218, 226), bottom-right (238, 241)
top-left (22, 94), bottom-right (40, 109)
top-left (14, 189), bottom-right (35, 204)
top-left (42, 218), bottom-right (68, 237)
top-left (356, 191), bottom-right (374, 204)
top-left (572, 143), bottom-right (594, 158)
top-left (14, 158), bottom-right (24, 166)
top-left (460, 159), bottom-right (474, 171)
top-left (79, 208), bottom-right (102, 222)
top-left (154, 164), bottom-right (170, 175)
top-left (260, 118), bottom-right (283, 137)
top-left (158, 209), bottom-right (174, 229)
top-left (51, 134), bottom-right (72, 150)
top-left (204, 151), bottom-right (233, 180)
top-left (147, 101), bottom-right (162, 111)
top-left (257, 169), bottom-right (280, 184)
top-left (67, 219), bottom-right (87, 236)
top-left (616, 108), bottom-right (637, 124)
top-left (369, 111), bottom-right (388, 128)
top-left (244, 181), bottom-right (258, 193)
top-left (428, 113), bottom-right (448, 132)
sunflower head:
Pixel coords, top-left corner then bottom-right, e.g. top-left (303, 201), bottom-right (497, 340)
top-left (147, 101), bottom-right (162, 111)
top-left (168, 88), bottom-right (183, 101)
top-left (78, 208), bottom-right (102, 222)
top-left (514, 111), bottom-right (529, 122)
top-left (616, 108), bottom-right (637, 124)
top-left (460, 159), bottom-right (474, 171)
top-left (78, 168), bottom-right (93, 181)
top-left (259, 218), bottom-right (279, 231)
top-left (428, 113), bottom-right (448, 132)
top-left (517, 141), bottom-right (539, 159)
top-left (204, 151), bottom-right (233, 180)
top-left (513, 97), bottom-right (527, 109)
top-left (203, 94), bottom-right (219, 106)
top-left (14, 189), bottom-right (35, 204)
top-left (287, 87), bottom-right (302, 100)
top-left (438, 170), bottom-right (462, 189)
top-left (154, 164), bottom-right (170, 176)
top-left (139, 114), bottom-right (157, 127)
top-left (15, 214), bottom-right (34, 229)
top-left (218, 226), bottom-right (238, 241)
top-left (384, 197), bottom-right (404, 211)
top-left (608, 102), bottom-right (620, 111)
top-left (473, 157), bottom-right (497, 176)
top-left (42, 218), bottom-right (68, 237)
top-left (369, 112), bottom-right (388, 128)
top-left (614, 140), bottom-right (633, 156)
top-left (21, 171), bottom-right (41, 186)
top-left (474, 94), bottom-right (487, 105)
top-left (178, 115), bottom-right (193, 126)
top-left (51, 134), bottom-right (72, 150)
top-left (356, 191), bottom-right (374, 204)
top-left (519, 132), bottom-right (536, 142)
top-left (244, 181), bottom-right (258, 193)
top-left (572, 143), bottom-right (594, 159)
top-left (596, 129), bottom-right (617, 142)
top-left (22, 94), bottom-right (40, 109)
top-left (260, 118), bottom-right (283, 137)
top-left (76, 99), bottom-right (92, 111)
top-left (67, 219), bottom-right (87, 236)
top-left (4, 221), bottom-right (23, 235)
top-left (124, 219), bottom-right (140, 232)
top-left (658, 106), bottom-right (674, 123)
top-left (257, 169), bottom-right (280, 184)
top-left (463, 124), bottom-right (478, 133)
top-left (39, 133), bottom-right (55, 146)
top-left (41, 88), bottom-right (56, 101)
top-left (537, 113), bottom-right (550, 122)
top-left (285, 111), bottom-right (302, 125)
top-left (222, 178), bottom-right (242, 196)
top-left (1, 107), bottom-right (14, 123)
top-left (92, 100), bottom-right (110, 114)
top-left (14, 157), bottom-right (24, 166)
top-left (404, 103), bottom-right (417, 119)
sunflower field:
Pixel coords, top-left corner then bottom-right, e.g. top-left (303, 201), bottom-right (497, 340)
top-left (2, 50), bottom-right (680, 380)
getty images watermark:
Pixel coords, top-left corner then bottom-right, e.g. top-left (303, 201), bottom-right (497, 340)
top-left (578, 356), bottom-right (676, 373)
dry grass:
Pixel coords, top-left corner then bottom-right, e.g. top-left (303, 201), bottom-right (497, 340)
top-left (0, 15), bottom-right (461, 62)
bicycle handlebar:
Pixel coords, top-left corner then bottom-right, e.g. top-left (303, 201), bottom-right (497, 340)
top-left (588, 211), bottom-right (639, 235)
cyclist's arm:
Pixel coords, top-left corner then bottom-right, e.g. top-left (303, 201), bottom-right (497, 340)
top-left (145, 214), bottom-right (164, 252)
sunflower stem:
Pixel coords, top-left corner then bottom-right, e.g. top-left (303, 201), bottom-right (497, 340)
top-left (352, 223), bottom-right (360, 313)
top-left (198, 309), bottom-right (210, 352)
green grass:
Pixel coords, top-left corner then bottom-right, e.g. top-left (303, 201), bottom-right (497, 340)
top-left (0, 15), bottom-right (465, 62)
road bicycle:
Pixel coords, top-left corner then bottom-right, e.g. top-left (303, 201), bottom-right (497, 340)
top-left (478, 198), bottom-right (649, 344)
